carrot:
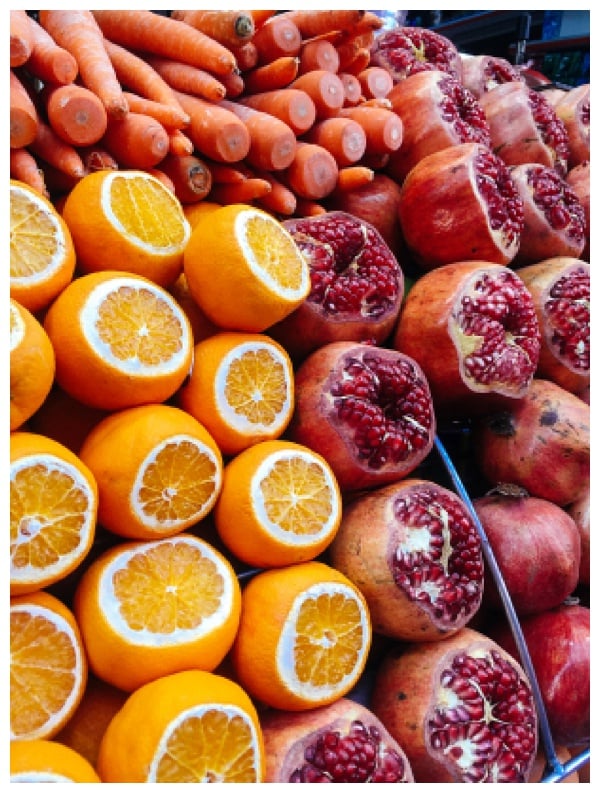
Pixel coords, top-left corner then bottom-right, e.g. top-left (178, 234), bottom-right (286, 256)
top-left (335, 31), bottom-right (376, 72)
top-left (28, 118), bottom-right (86, 180)
top-left (284, 141), bottom-right (339, 200)
top-left (10, 10), bottom-right (34, 68)
top-left (147, 168), bottom-right (176, 194)
top-left (242, 56), bottom-right (299, 94)
top-left (294, 198), bottom-right (327, 217)
top-left (230, 41), bottom-right (259, 72)
top-left (277, 10), bottom-right (366, 39)
top-left (168, 128), bottom-right (195, 157)
top-left (303, 117), bottom-right (367, 167)
top-left (101, 112), bottom-right (170, 170)
top-left (338, 72), bottom-right (363, 106)
top-left (10, 147), bottom-right (49, 198)
top-left (340, 47), bottom-right (371, 77)
top-left (156, 153), bottom-right (213, 204)
top-left (209, 178), bottom-right (272, 205)
top-left (334, 165), bottom-right (375, 193)
top-left (250, 11), bottom-right (277, 30)
top-left (252, 169), bottom-right (297, 216)
top-left (206, 161), bottom-right (251, 184)
top-left (42, 84), bottom-right (108, 148)
top-left (359, 96), bottom-right (394, 110)
top-left (174, 91), bottom-right (250, 163)
top-left (92, 10), bottom-right (237, 77)
top-left (122, 91), bottom-right (190, 131)
top-left (144, 55), bottom-right (227, 103)
top-left (219, 69), bottom-right (246, 99)
top-left (298, 38), bottom-right (340, 75)
top-left (38, 11), bottom-right (128, 121)
top-left (219, 99), bottom-right (297, 172)
top-left (289, 69), bottom-right (345, 119)
top-left (171, 10), bottom-right (255, 49)
top-left (252, 16), bottom-right (302, 65)
top-left (10, 70), bottom-right (39, 149)
top-left (78, 146), bottom-right (119, 173)
top-left (357, 67), bottom-right (394, 100)
top-left (24, 15), bottom-right (79, 86)
top-left (239, 89), bottom-right (316, 135)
top-left (338, 105), bottom-right (404, 155)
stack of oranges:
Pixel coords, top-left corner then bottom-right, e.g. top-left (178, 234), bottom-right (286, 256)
top-left (10, 172), bottom-right (372, 783)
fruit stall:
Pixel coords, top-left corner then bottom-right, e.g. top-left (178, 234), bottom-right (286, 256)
top-left (10, 9), bottom-right (590, 783)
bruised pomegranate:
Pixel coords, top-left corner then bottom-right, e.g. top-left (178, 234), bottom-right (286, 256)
top-left (268, 212), bottom-right (404, 362)
top-left (328, 478), bottom-right (484, 641)
top-left (369, 26), bottom-right (462, 83)
top-left (475, 378), bottom-right (590, 507)
top-left (517, 257), bottom-right (590, 395)
top-left (397, 143), bottom-right (524, 270)
top-left (554, 84), bottom-right (590, 168)
top-left (288, 341), bottom-right (435, 492)
top-left (260, 697), bottom-right (414, 782)
top-left (393, 260), bottom-right (541, 414)
top-left (459, 53), bottom-right (524, 99)
top-left (370, 627), bottom-right (538, 782)
top-left (566, 160), bottom-right (590, 260)
top-left (473, 484), bottom-right (581, 615)
top-left (567, 488), bottom-right (590, 588)
top-left (386, 70), bottom-right (491, 182)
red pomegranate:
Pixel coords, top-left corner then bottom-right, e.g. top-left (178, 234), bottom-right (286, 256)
top-left (397, 143), bottom-right (525, 271)
top-left (473, 484), bottom-right (581, 616)
top-left (517, 257), bottom-right (590, 395)
top-left (369, 26), bottom-right (462, 83)
top-left (459, 53), bottom-right (524, 99)
top-left (268, 211), bottom-right (404, 362)
top-left (393, 260), bottom-right (541, 415)
top-left (288, 341), bottom-right (436, 492)
top-left (479, 82), bottom-right (570, 176)
top-left (567, 488), bottom-right (590, 588)
top-left (565, 160), bottom-right (590, 260)
top-left (260, 697), bottom-right (414, 782)
top-left (386, 70), bottom-right (491, 182)
top-left (474, 378), bottom-right (590, 507)
top-left (369, 627), bottom-right (538, 782)
top-left (328, 478), bottom-right (484, 641)
top-left (554, 84), bottom-right (590, 169)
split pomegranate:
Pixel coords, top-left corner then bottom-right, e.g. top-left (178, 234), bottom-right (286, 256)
top-left (369, 26), bottom-right (462, 83)
top-left (397, 143), bottom-right (525, 270)
top-left (517, 257), bottom-right (590, 395)
top-left (369, 627), bottom-right (538, 782)
top-left (260, 698), bottom-right (414, 782)
top-left (554, 84), bottom-right (590, 168)
top-left (474, 378), bottom-right (590, 507)
top-left (565, 160), bottom-right (590, 260)
top-left (567, 488), bottom-right (590, 588)
top-left (473, 484), bottom-right (581, 616)
top-left (393, 260), bottom-right (541, 414)
top-left (288, 341), bottom-right (436, 492)
top-left (479, 81), bottom-right (570, 176)
top-left (459, 53), bottom-right (524, 99)
top-left (328, 478), bottom-right (484, 641)
top-left (268, 211), bottom-right (404, 362)
top-left (386, 70), bottom-right (492, 182)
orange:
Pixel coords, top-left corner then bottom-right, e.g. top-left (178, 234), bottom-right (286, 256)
top-left (10, 298), bottom-right (56, 431)
top-left (183, 203), bottom-right (310, 332)
top-left (43, 270), bottom-right (194, 410)
top-left (168, 272), bottom-right (219, 342)
top-left (10, 590), bottom-right (88, 740)
top-left (79, 404), bottom-right (223, 539)
top-left (61, 168), bottom-right (191, 287)
top-left (97, 669), bottom-right (265, 782)
top-left (183, 199), bottom-right (222, 229)
top-left (10, 178), bottom-right (77, 313)
top-left (10, 431), bottom-right (98, 596)
top-left (215, 439), bottom-right (343, 568)
top-left (230, 560), bottom-right (372, 711)
top-left (10, 739), bottom-right (101, 783)
top-left (28, 384), bottom-right (109, 454)
top-left (177, 331), bottom-right (295, 456)
top-left (73, 533), bottom-right (241, 692)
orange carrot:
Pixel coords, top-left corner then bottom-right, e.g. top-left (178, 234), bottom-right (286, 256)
top-left (174, 91), bottom-right (250, 164)
top-left (357, 67), bottom-right (394, 100)
top-left (339, 72), bottom-right (363, 106)
top-left (210, 177), bottom-right (272, 205)
top-left (24, 15), bottom-right (79, 85)
top-left (303, 117), bottom-right (367, 167)
top-left (42, 84), bottom-right (108, 148)
top-left (156, 153), bottom-right (213, 204)
top-left (10, 147), bottom-right (48, 198)
top-left (252, 16), bottom-right (302, 65)
top-left (335, 31), bottom-right (376, 72)
top-left (334, 165), bottom-right (375, 193)
top-left (294, 198), bottom-right (327, 217)
top-left (101, 112), bottom-right (170, 170)
top-left (341, 47), bottom-right (371, 77)
top-left (206, 161), bottom-right (251, 184)
top-left (78, 146), bottom-right (119, 173)
top-left (171, 10), bottom-right (255, 49)
top-left (122, 91), bottom-right (190, 131)
top-left (250, 11), bottom-right (277, 30)
top-left (147, 168), bottom-right (176, 194)
top-left (144, 55), bottom-right (227, 103)
top-left (252, 169), bottom-right (297, 216)
top-left (10, 10), bottom-right (34, 68)
top-left (38, 11), bottom-right (128, 120)
top-left (290, 69), bottom-right (345, 119)
top-left (219, 69), bottom-right (246, 99)
top-left (338, 105), bottom-right (404, 155)
top-left (168, 128), bottom-right (195, 157)
top-left (298, 38), bottom-right (340, 75)
top-left (242, 56), bottom-right (300, 94)
top-left (219, 99), bottom-right (297, 171)
top-left (284, 141), bottom-right (339, 200)
top-left (10, 70), bottom-right (39, 149)
top-left (92, 10), bottom-right (237, 77)
top-left (230, 41), bottom-right (259, 73)
top-left (278, 10), bottom-right (366, 39)
top-left (28, 118), bottom-right (86, 180)
top-left (358, 96), bottom-right (394, 110)
top-left (239, 88), bottom-right (316, 135)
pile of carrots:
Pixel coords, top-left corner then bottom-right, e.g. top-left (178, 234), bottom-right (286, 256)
top-left (10, 9), bottom-right (405, 216)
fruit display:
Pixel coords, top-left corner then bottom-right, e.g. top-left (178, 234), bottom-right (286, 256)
top-left (10, 10), bottom-right (590, 784)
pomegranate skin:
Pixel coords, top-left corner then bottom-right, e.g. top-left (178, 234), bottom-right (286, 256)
top-left (567, 488), bottom-right (590, 587)
top-left (459, 53), bottom-right (524, 100)
top-left (565, 161), bottom-right (590, 260)
top-left (260, 697), bottom-right (414, 782)
top-left (369, 627), bottom-right (538, 783)
top-left (554, 84), bottom-right (590, 169)
top-left (475, 378), bottom-right (590, 507)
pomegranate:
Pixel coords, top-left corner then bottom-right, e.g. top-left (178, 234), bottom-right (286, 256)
top-left (516, 257), bottom-right (590, 395)
top-left (490, 601), bottom-right (590, 747)
top-left (554, 84), bottom-right (590, 169)
top-left (386, 70), bottom-right (491, 182)
top-left (459, 53), bottom-right (524, 99)
top-left (288, 341), bottom-right (436, 492)
top-left (567, 488), bottom-right (590, 587)
top-left (369, 627), bottom-right (538, 782)
top-left (268, 212), bottom-right (404, 362)
top-left (369, 26), bottom-right (462, 83)
top-left (473, 484), bottom-right (581, 616)
top-left (509, 164), bottom-right (586, 265)
top-left (392, 260), bottom-right (541, 415)
top-left (328, 478), bottom-right (484, 641)
top-left (479, 82), bottom-right (570, 176)
top-left (397, 143), bottom-right (525, 271)
top-left (260, 697), bottom-right (414, 782)
top-left (566, 160), bottom-right (590, 260)
top-left (474, 378), bottom-right (590, 507)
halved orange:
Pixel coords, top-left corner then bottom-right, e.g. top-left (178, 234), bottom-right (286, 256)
top-left (10, 740), bottom-right (101, 783)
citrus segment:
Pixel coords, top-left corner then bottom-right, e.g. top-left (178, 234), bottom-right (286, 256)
top-left (10, 740), bottom-right (101, 783)
top-left (73, 534), bottom-right (241, 692)
top-left (10, 432), bottom-right (98, 595)
top-left (10, 590), bottom-right (87, 740)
